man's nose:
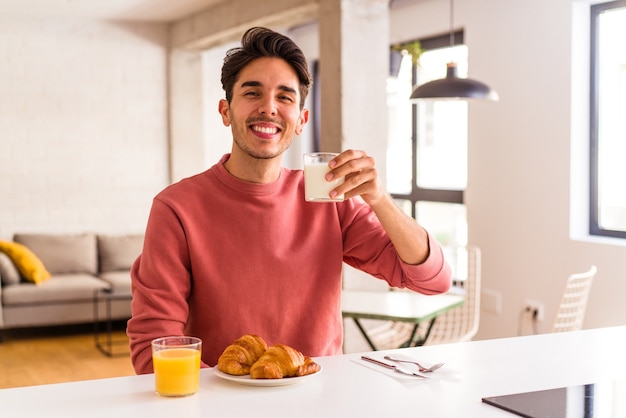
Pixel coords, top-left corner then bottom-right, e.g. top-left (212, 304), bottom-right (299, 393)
top-left (258, 97), bottom-right (277, 115)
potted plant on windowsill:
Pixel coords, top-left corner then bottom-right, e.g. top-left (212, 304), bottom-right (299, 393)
top-left (390, 40), bottom-right (423, 77)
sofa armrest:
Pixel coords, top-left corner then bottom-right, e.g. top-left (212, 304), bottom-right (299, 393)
top-left (1, 250), bottom-right (18, 327)
top-left (0, 252), bottom-right (22, 286)
top-left (0, 282), bottom-right (5, 329)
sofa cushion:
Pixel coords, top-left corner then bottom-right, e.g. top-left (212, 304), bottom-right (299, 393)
top-left (98, 234), bottom-right (143, 272)
top-left (14, 233), bottom-right (98, 275)
top-left (98, 271), bottom-right (132, 293)
top-left (0, 251), bottom-right (22, 285)
top-left (1, 273), bottom-right (110, 305)
top-left (0, 240), bottom-right (51, 285)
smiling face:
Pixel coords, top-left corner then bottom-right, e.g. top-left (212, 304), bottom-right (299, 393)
top-left (219, 57), bottom-right (309, 167)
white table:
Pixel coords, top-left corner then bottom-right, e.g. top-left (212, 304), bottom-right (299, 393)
top-left (341, 289), bottom-right (465, 348)
top-left (1, 326), bottom-right (625, 417)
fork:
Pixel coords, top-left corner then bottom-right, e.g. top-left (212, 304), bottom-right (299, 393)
top-left (361, 356), bottom-right (428, 378)
top-left (384, 354), bottom-right (445, 373)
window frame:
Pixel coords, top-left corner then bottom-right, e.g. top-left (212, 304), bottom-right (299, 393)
top-left (389, 31), bottom-right (465, 218)
top-left (589, 0), bottom-right (626, 239)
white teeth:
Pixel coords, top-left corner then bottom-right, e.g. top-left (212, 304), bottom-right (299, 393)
top-left (252, 125), bottom-right (278, 135)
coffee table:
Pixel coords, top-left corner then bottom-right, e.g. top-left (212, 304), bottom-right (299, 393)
top-left (93, 288), bottom-right (132, 357)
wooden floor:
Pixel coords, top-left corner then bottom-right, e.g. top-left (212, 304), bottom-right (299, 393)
top-left (0, 322), bottom-right (136, 389)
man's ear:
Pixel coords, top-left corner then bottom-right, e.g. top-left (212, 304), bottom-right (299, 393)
top-left (295, 108), bottom-right (309, 135)
top-left (218, 99), bottom-right (231, 126)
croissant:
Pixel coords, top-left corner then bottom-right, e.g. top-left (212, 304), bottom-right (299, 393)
top-left (250, 344), bottom-right (320, 379)
top-left (217, 334), bottom-right (268, 376)
top-left (297, 356), bottom-right (321, 377)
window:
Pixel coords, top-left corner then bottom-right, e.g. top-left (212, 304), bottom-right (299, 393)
top-left (590, 0), bottom-right (626, 238)
top-left (387, 32), bottom-right (467, 246)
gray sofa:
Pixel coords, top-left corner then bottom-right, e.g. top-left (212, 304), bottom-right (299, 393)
top-left (0, 233), bottom-right (143, 338)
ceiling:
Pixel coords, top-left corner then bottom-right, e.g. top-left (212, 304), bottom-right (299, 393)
top-left (0, 0), bottom-right (229, 22)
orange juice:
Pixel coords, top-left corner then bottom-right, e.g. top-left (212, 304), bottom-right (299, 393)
top-left (153, 348), bottom-right (201, 396)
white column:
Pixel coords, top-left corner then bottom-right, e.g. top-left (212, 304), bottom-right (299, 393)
top-left (169, 48), bottom-right (206, 183)
top-left (318, 0), bottom-right (390, 186)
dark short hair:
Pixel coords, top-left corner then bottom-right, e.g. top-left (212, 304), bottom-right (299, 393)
top-left (221, 27), bottom-right (312, 110)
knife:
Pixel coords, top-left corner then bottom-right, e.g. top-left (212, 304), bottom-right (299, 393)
top-left (361, 355), bottom-right (429, 378)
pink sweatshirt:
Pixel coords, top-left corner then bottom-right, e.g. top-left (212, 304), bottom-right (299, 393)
top-left (127, 154), bottom-right (451, 374)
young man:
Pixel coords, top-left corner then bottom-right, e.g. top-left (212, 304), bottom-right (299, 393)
top-left (127, 27), bottom-right (451, 374)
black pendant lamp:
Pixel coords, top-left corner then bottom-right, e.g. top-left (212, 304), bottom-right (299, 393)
top-left (410, 0), bottom-right (498, 101)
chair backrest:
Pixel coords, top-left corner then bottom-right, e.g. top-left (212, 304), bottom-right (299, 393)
top-left (552, 265), bottom-right (596, 333)
top-left (361, 245), bottom-right (481, 349)
top-left (423, 245), bottom-right (482, 345)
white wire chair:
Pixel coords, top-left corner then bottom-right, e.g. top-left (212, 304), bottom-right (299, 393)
top-left (366, 245), bottom-right (481, 348)
top-left (552, 265), bottom-right (596, 333)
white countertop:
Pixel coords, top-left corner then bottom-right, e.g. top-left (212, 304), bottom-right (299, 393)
top-left (2, 326), bottom-right (625, 417)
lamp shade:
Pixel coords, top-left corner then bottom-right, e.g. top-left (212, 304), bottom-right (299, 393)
top-left (410, 62), bottom-right (499, 101)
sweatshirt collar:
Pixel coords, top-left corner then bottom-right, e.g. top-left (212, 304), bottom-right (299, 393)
top-left (211, 154), bottom-right (285, 196)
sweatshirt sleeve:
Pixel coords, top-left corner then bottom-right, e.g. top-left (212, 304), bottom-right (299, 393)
top-left (340, 200), bottom-right (451, 295)
top-left (127, 197), bottom-right (209, 374)
top-left (395, 232), bottom-right (452, 294)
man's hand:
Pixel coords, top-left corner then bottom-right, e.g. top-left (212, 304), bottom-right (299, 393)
top-left (326, 149), bottom-right (386, 206)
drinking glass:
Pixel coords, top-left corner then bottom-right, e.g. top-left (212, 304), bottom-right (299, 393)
top-left (152, 336), bottom-right (202, 397)
top-left (303, 152), bottom-right (344, 202)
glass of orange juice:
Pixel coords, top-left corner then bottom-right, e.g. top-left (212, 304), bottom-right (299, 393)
top-left (152, 336), bottom-right (202, 397)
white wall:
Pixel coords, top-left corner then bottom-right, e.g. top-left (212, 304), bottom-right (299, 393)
top-left (0, 17), bottom-right (170, 238)
top-left (391, 0), bottom-right (626, 340)
top-left (202, 46), bottom-right (233, 168)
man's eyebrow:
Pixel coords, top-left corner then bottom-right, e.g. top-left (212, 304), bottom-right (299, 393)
top-left (241, 81), bottom-right (262, 88)
top-left (278, 85), bottom-right (297, 94)
top-left (240, 80), bottom-right (297, 94)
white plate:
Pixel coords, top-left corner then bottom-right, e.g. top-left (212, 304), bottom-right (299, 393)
top-left (213, 367), bottom-right (322, 387)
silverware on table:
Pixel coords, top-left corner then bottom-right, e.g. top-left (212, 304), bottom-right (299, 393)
top-left (383, 354), bottom-right (445, 373)
top-left (360, 355), bottom-right (429, 378)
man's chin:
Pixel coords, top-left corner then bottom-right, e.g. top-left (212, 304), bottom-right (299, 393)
top-left (244, 145), bottom-right (289, 160)
top-left (252, 152), bottom-right (279, 160)
top-left (242, 150), bottom-right (280, 160)
top-left (232, 138), bottom-right (292, 161)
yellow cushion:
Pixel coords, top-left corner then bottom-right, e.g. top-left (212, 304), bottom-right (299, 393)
top-left (0, 240), bottom-right (51, 285)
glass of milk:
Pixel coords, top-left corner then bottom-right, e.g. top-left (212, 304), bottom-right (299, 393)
top-left (303, 152), bottom-right (345, 202)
